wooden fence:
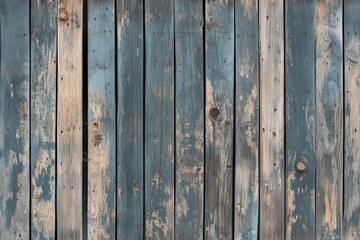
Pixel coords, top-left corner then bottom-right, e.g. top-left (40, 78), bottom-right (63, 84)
top-left (0, 0), bottom-right (359, 239)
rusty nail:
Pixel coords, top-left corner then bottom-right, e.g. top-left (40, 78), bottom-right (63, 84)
top-left (59, 8), bottom-right (68, 21)
top-left (209, 107), bottom-right (220, 118)
top-left (296, 161), bottom-right (306, 171)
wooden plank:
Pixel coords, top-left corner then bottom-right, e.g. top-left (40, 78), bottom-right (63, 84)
top-left (30, 0), bottom-right (57, 239)
top-left (175, 0), bottom-right (204, 238)
top-left (344, 0), bottom-right (360, 238)
top-left (315, 1), bottom-right (343, 239)
top-left (234, 0), bottom-right (259, 239)
top-left (87, 0), bottom-right (116, 239)
top-left (117, 0), bottom-right (144, 239)
top-left (0, 0), bottom-right (30, 238)
top-left (204, 0), bottom-right (234, 238)
top-left (144, 0), bottom-right (175, 238)
top-left (285, 0), bottom-right (315, 239)
top-left (57, 0), bottom-right (83, 238)
top-left (259, 0), bottom-right (284, 239)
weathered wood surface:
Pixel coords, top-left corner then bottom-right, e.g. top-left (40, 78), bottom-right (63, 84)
top-left (205, 0), bottom-right (234, 239)
top-left (30, 0), bottom-right (57, 239)
top-left (145, 0), bottom-right (175, 238)
top-left (88, 0), bottom-right (116, 239)
top-left (234, 0), bottom-right (259, 239)
top-left (117, 0), bottom-right (144, 239)
top-left (175, 0), bottom-right (204, 238)
top-left (315, 1), bottom-right (343, 239)
top-left (0, 0), bottom-right (30, 239)
top-left (57, 0), bottom-right (83, 238)
top-left (259, 0), bottom-right (284, 239)
top-left (285, 0), bottom-right (315, 239)
top-left (344, 0), bottom-right (360, 239)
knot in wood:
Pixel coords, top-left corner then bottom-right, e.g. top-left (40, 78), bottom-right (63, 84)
top-left (296, 161), bottom-right (306, 171)
top-left (209, 107), bottom-right (220, 118)
top-left (58, 8), bottom-right (68, 21)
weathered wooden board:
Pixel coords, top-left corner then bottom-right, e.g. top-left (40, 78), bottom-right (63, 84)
top-left (315, 1), bottom-right (343, 239)
top-left (234, 0), bottom-right (259, 239)
top-left (145, 0), bottom-right (175, 238)
top-left (30, 0), bottom-right (57, 239)
top-left (259, 0), bottom-right (284, 239)
top-left (87, 0), bottom-right (116, 239)
top-left (117, 0), bottom-right (144, 239)
top-left (204, 0), bottom-right (234, 239)
top-left (175, 0), bottom-right (204, 238)
top-left (57, 0), bottom-right (83, 238)
top-left (285, 0), bottom-right (315, 239)
top-left (344, 0), bottom-right (360, 239)
top-left (0, 0), bottom-right (30, 239)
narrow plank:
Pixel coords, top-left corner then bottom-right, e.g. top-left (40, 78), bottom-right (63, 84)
top-left (57, 0), bottom-right (83, 238)
top-left (30, 0), bottom-right (57, 239)
top-left (117, 0), bottom-right (144, 238)
top-left (344, 0), bottom-right (360, 238)
top-left (175, 0), bottom-right (204, 238)
top-left (204, 0), bottom-right (234, 238)
top-left (259, 0), bottom-right (285, 239)
top-left (0, 0), bottom-right (30, 238)
top-left (234, 0), bottom-right (259, 239)
top-left (87, 0), bottom-right (116, 238)
top-left (315, 1), bottom-right (343, 239)
top-left (145, 0), bottom-right (175, 238)
top-left (285, 0), bottom-right (316, 239)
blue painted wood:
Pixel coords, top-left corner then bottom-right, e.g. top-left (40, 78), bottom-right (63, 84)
top-left (0, 0), bottom-right (30, 238)
top-left (116, 0), bottom-right (144, 239)
top-left (344, 0), bottom-right (360, 239)
top-left (145, 0), bottom-right (175, 238)
top-left (285, 1), bottom-right (315, 239)
top-left (204, 0), bottom-right (234, 239)
top-left (30, 0), bottom-right (57, 239)
top-left (315, 1), bottom-right (343, 239)
top-left (88, 0), bottom-right (116, 238)
top-left (175, 0), bottom-right (204, 238)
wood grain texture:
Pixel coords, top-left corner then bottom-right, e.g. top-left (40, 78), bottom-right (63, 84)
top-left (234, 0), bottom-right (259, 239)
top-left (175, 0), bottom-right (204, 238)
top-left (285, 0), bottom-right (315, 239)
top-left (117, 0), bottom-right (144, 239)
top-left (145, 0), bottom-right (175, 238)
top-left (57, 0), bottom-right (83, 238)
top-left (315, 1), bottom-right (343, 239)
top-left (0, 0), bottom-right (30, 239)
top-left (344, 0), bottom-right (360, 239)
top-left (30, 0), bottom-right (57, 239)
top-left (88, 0), bottom-right (116, 239)
top-left (259, 0), bottom-right (284, 239)
top-left (204, 0), bottom-right (234, 239)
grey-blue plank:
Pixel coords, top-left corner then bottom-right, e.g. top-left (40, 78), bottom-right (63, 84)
top-left (145, 0), bottom-right (175, 238)
top-left (175, 0), bottom-right (204, 238)
top-left (117, 0), bottom-right (144, 239)
top-left (285, 0), bottom-right (316, 239)
top-left (88, 0), bottom-right (116, 238)
top-left (234, 0), bottom-right (259, 239)
top-left (30, 0), bottom-right (57, 239)
top-left (0, 0), bottom-right (30, 238)
top-left (204, 0), bottom-right (234, 239)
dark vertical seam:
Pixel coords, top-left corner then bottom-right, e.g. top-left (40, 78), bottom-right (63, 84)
top-left (143, 0), bottom-right (146, 238)
top-left (314, 1), bottom-right (317, 238)
top-left (55, 0), bottom-right (59, 237)
top-left (283, 0), bottom-right (287, 238)
top-left (257, 0), bottom-right (260, 239)
top-left (114, 0), bottom-right (118, 238)
top-left (173, 0), bottom-right (177, 237)
top-left (342, 0), bottom-right (345, 236)
top-left (29, 1), bottom-right (32, 238)
top-left (232, 0), bottom-right (236, 239)
top-left (202, 0), bottom-right (206, 238)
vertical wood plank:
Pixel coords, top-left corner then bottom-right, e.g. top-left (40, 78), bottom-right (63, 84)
top-left (117, 0), bottom-right (144, 239)
top-left (57, 0), bottom-right (83, 238)
top-left (175, 0), bottom-right (204, 238)
top-left (315, 1), bottom-right (343, 239)
top-left (0, 0), bottom-right (30, 238)
top-left (88, 0), bottom-right (116, 239)
top-left (204, 0), bottom-right (234, 239)
top-left (30, 0), bottom-right (57, 239)
top-left (145, 0), bottom-right (175, 238)
top-left (259, 0), bottom-right (284, 239)
top-left (285, 0), bottom-right (316, 239)
top-left (234, 0), bottom-right (259, 239)
top-left (344, 0), bottom-right (360, 238)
